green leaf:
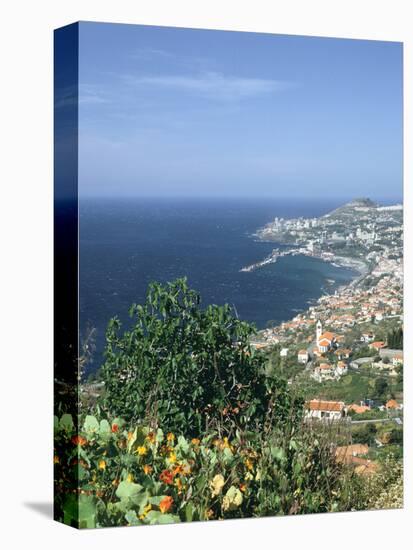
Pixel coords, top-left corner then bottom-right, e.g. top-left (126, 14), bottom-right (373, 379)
top-left (116, 480), bottom-right (144, 500)
top-left (270, 446), bottom-right (285, 462)
top-left (223, 486), bottom-right (243, 511)
top-left (289, 440), bottom-right (298, 451)
top-left (83, 415), bottom-right (99, 434)
top-left (125, 509), bottom-right (142, 526)
top-left (99, 419), bottom-right (111, 437)
top-left (223, 447), bottom-right (234, 464)
top-left (63, 494), bottom-right (96, 529)
top-left (177, 435), bottom-right (189, 454)
top-left (59, 414), bottom-right (74, 433)
top-left (184, 502), bottom-right (194, 522)
top-left (146, 510), bottom-right (180, 525)
top-left (127, 427), bottom-right (137, 453)
top-left (156, 428), bottom-right (164, 444)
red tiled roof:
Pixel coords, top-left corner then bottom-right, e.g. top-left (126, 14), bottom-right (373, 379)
top-left (318, 339), bottom-right (331, 347)
top-left (348, 404), bottom-right (370, 414)
top-left (320, 331), bottom-right (335, 341)
top-left (306, 400), bottom-right (345, 412)
top-left (370, 341), bottom-right (385, 349)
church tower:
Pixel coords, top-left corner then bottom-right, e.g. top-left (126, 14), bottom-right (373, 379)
top-left (316, 320), bottom-right (322, 343)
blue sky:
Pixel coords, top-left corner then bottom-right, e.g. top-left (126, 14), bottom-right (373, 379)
top-left (78, 22), bottom-right (402, 201)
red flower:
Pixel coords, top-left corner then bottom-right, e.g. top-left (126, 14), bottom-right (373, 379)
top-left (159, 469), bottom-right (174, 485)
top-left (159, 495), bottom-right (174, 513)
top-left (71, 435), bottom-right (87, 446)
top-left (111, 423), bottom-right (119, 433)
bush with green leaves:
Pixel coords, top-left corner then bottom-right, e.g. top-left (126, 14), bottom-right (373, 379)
top-left (101, 278), bottom-right (301, 436)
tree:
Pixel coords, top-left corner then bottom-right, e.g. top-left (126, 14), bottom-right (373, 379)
top-left (101, 278), bottom-right (302, 436)
top-left (352, 423), bottom-right (377, 445)
top-left (387, 328), bottom-right (403, 350)
top-left (374, 377), bottom-right (389, 400)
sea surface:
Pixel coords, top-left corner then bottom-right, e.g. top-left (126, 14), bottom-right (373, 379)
top-left (79, 197), bottom-right (358, 372)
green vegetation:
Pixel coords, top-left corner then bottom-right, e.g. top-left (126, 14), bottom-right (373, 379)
top-left (102, 279), bottom-right (300, 436)
top-left (54, 410), bottom-right (402, 528)
top-left (351, 423), bottom-right (377, 445)
top-left (387, 327), bottom-right (403, 349)
top-left (55, 279), bottom-right (403, 528)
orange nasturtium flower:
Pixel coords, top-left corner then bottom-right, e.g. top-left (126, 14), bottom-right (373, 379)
top-left (145, 431), bottom-right (156, 444)
top-left (166, 432), bottom-right (175, 443)
top-left (191, 438), bottom-right (200, 446)
top-left (111, 423), bottom-right (119, 433)
top-left (172, 464), bottom-right (184, 476)
top-left (159, 496), bottom-right (174, 514)
top-left (244, 458), bottom-right (254, 471)
top-left (71, 435), bottom-right (87, 447)
top-left (143, 464), bottom-right (153, 475)
top-left (98, 460), bottom-right (106, 471)
top-left (159, 469), bottom-right (174, 485)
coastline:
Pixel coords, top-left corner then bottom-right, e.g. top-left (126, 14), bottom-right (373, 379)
top-left (245, 213), bottom-right (376, 338)
top-left (243, 247), bottom-right (369, 340)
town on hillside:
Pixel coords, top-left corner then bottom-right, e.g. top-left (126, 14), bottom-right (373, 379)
top-left (251, 198), bottom-right (403, 470)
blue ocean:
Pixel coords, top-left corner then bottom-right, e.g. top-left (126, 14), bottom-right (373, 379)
top-left (79, 198), bottom-right (357, 371)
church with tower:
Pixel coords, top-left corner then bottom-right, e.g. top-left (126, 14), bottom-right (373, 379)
top-left (316, 320), bottom-right (336, 354)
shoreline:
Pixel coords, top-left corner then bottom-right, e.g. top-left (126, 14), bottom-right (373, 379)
top-left (244, 240), bottom-right (373, 339)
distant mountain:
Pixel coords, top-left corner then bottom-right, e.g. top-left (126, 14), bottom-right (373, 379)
top-left (324, 198), bottom-right (378, 218)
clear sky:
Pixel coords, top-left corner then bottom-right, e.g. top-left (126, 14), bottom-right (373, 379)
top-left (78, 22), bottom-right (403, 201)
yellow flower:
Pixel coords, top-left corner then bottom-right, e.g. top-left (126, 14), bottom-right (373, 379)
top-left (166, 432), bottom-right (175, 443)
top-left (213, 437), bottom-right (232, 451)
top-left (139, 503), bottom-right (152, 520)
top-left (136, 446), bottom-right (147, 456)
top-left (98, 460), bottom-right (106, 471)
top-left (191, 438), bottom-right (200, 446)
top-left (174, 477), bottom-right (184, 492)
top-left (127, 473), bottom-right (134, 482)
top-left (244, 458), bottom-right (254, 471)
top-left (167, 452), bottom-right (177, 465)
top-left (143, 464), bottom-right (153, 475)
top-left (222, 437), bottom-right (231, 449)
top-left (209, 474), bottom-right (225, 496)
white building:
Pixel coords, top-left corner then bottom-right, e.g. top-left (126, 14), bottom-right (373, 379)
top-left (280, 348), bottom-right (289, 358)
top-left (305, 400), bottom-right (347, 421)
top-left (297, 350), bottom-right (309, 364)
